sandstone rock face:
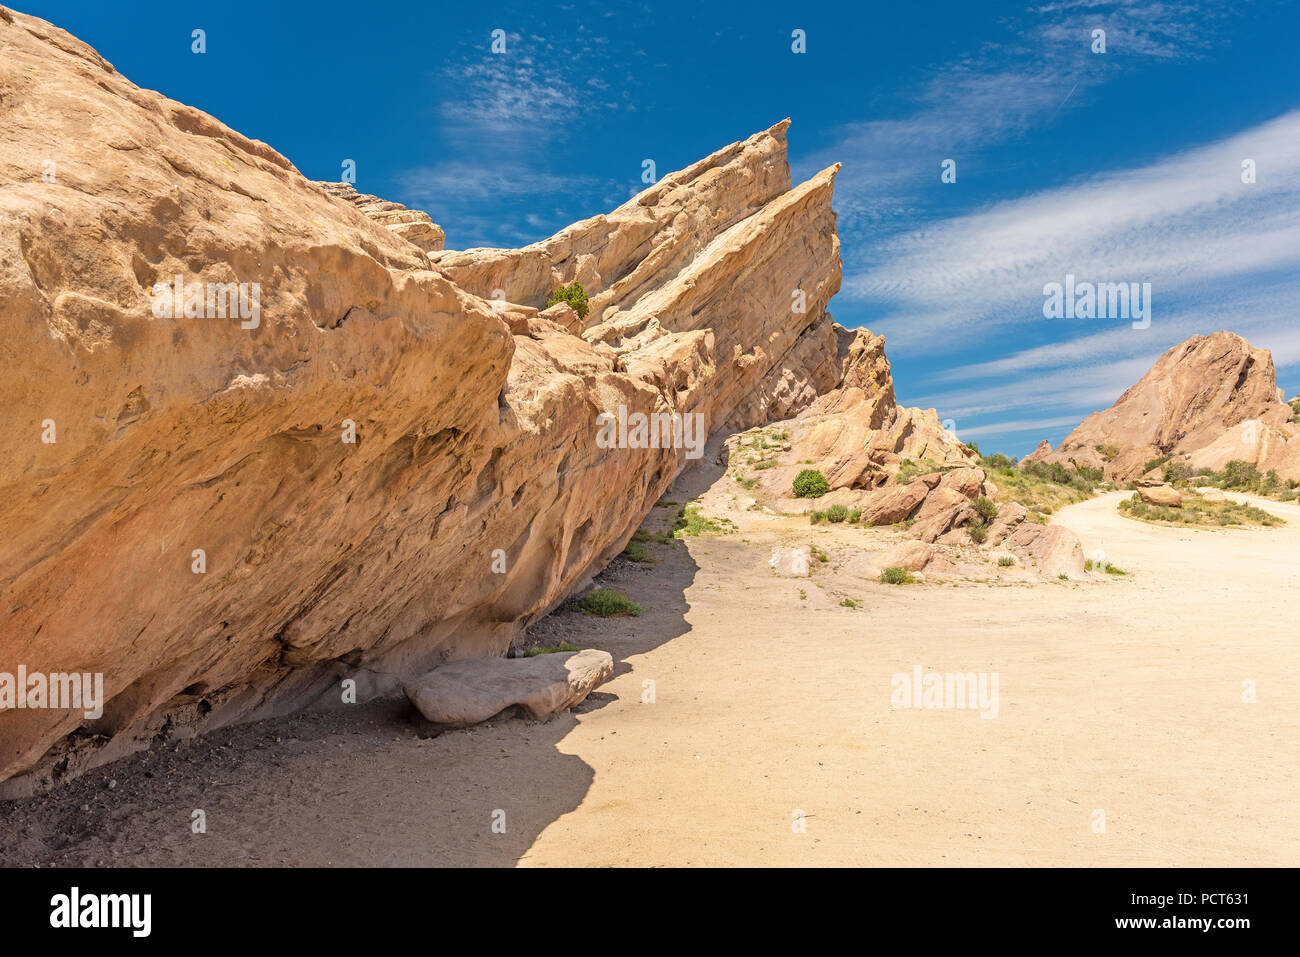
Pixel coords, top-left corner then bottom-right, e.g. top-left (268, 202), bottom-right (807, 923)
top-left (404, 649), bottom-right (614, 726)
top-left (985, 502), bottom-right (1029, 546)
top-left (316, 182), bottom-right (446, 252)
top-left (0, 11), bottom-right (848, 790)
top-left (1039, 332), bottom-right (1300, 480)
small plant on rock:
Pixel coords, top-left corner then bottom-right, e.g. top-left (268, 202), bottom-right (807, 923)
top-left (545, 280), bottom-right (589, 319)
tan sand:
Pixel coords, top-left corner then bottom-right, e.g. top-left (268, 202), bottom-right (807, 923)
top-left (519, 487), bottom-right (1300, 866)
top-left (3, 482), bottom-right (1295, 867)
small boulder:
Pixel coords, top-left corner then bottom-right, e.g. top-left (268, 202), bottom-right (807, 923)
top-left (1002, 523), bottom-right (1086, 579)
top-left (869, 540), bottom-right (936, 573)
top-left (1138, 484), bottom-right (1182, 507)
top-left (404, 649), bottom-right (615, 727)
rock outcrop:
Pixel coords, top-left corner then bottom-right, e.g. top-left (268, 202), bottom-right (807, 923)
top-left (0, 10), bottom-right (851, 790)
top-left (404, 649), bottom-right (614, 726)
top-left (1020, 439), bottom-right (1053, 466)
top-left (315, 182), bottom-right (446, 252)
top-left (1032, 332), bottom-right (1300, 480)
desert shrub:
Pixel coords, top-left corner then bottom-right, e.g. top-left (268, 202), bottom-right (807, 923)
top-left (1142, 454), bottom-right (1172, 475)
top-left (620, 541), bottom-right (653, 563)
top-left (967, 522), bottom-right (988, 544)
top-left (752, 458), bottom-right (780, 470)
top-left (973, 496), bottom-right (998, 522)
top-left (847, 508), bottom-right (862, 523)
top-left (1220, 459), bottom-right (1262, 490)
top-left (1074, 465), bottom-right (1104, 482)
top-left (1085, 559), bottom-right (1126, 575)
top-left (792, 469), bottom-right (830, 498)
top-left (964, 441), bottom-right (981, 456)
top-left (545, 280), bottom-right (589, 319)
top-left (809, 510), bottom-right (827, 525)
top-left (1095, 444), bottom-right (1120, 461)
top-left (1163, 460), bottom-right (1188, 483)
top-left (826, 504), bottom-right (850, 523)
top-left (979, 453), bottom-right (1017, 470)
top-left (672, 506), bottom-right (736, 538)
top-left (879, 567), bottom-right (915, 585)
top-left (997, 555), bottom-right (1015, 567)
top-left (811, 545), bottom-right (829, 563)
top-left (577, 588), bottom-right (642, 617)
top-left (1021, 460), bottom-right (1095, 492)
top-left (839, 597), bottom-right (860, 608)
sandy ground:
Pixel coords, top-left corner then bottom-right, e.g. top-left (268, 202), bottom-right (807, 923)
top-left (2, 474), bottom-right (1296, 867)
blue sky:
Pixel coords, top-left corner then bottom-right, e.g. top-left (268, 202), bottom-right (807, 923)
top-left (26, 0), bottom-right (1300, 455)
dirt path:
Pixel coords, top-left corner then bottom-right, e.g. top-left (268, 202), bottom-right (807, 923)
top-left (3, 485), bottom-right (1296, 866)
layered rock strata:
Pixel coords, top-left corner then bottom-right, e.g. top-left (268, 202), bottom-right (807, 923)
top-left (0, 9), bottom-right (848, 789)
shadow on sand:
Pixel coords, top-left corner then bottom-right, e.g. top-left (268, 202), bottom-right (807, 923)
top-left (0, 465), bottom-right (717, 867)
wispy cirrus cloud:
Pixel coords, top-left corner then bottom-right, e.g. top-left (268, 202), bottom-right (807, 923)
top-left (396, 25), bottom-right (636, 249)
top-left (793, 0), bottom-right (1234, 229)
top-left (852, 107), bottom-right (1300, 355)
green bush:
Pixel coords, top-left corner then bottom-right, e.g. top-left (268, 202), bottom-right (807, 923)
top-left (792, 469), bottom-right (830, 498)
top-left (879, 567), bottom-right (915, 585)
top-left (545, 280), bottom-right (590, 319)
top-left (979, 453), bottom-right (1017, 470)
top-left (1142, 454), bottom-right (1172, 476)
top-left (967, 522), bottom-right (988, 544)
top-left (577, 588), bottom-right (643, 617)
top-left (974, 496), bottom-right (998, 522)
top-left (847, 508), bottom-right (862, 523)
top-left (826, 504), bottom-right (850, 523)
top-left (809, 510), bottom-right (826, 525)
top-left (997, 555), bottom-right (1015, 567)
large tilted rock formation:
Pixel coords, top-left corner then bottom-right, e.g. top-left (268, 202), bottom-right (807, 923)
top-left (1029, 332), bottom-right (1300, 480)
top-left (0, 9), bottom-right (853, 790)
